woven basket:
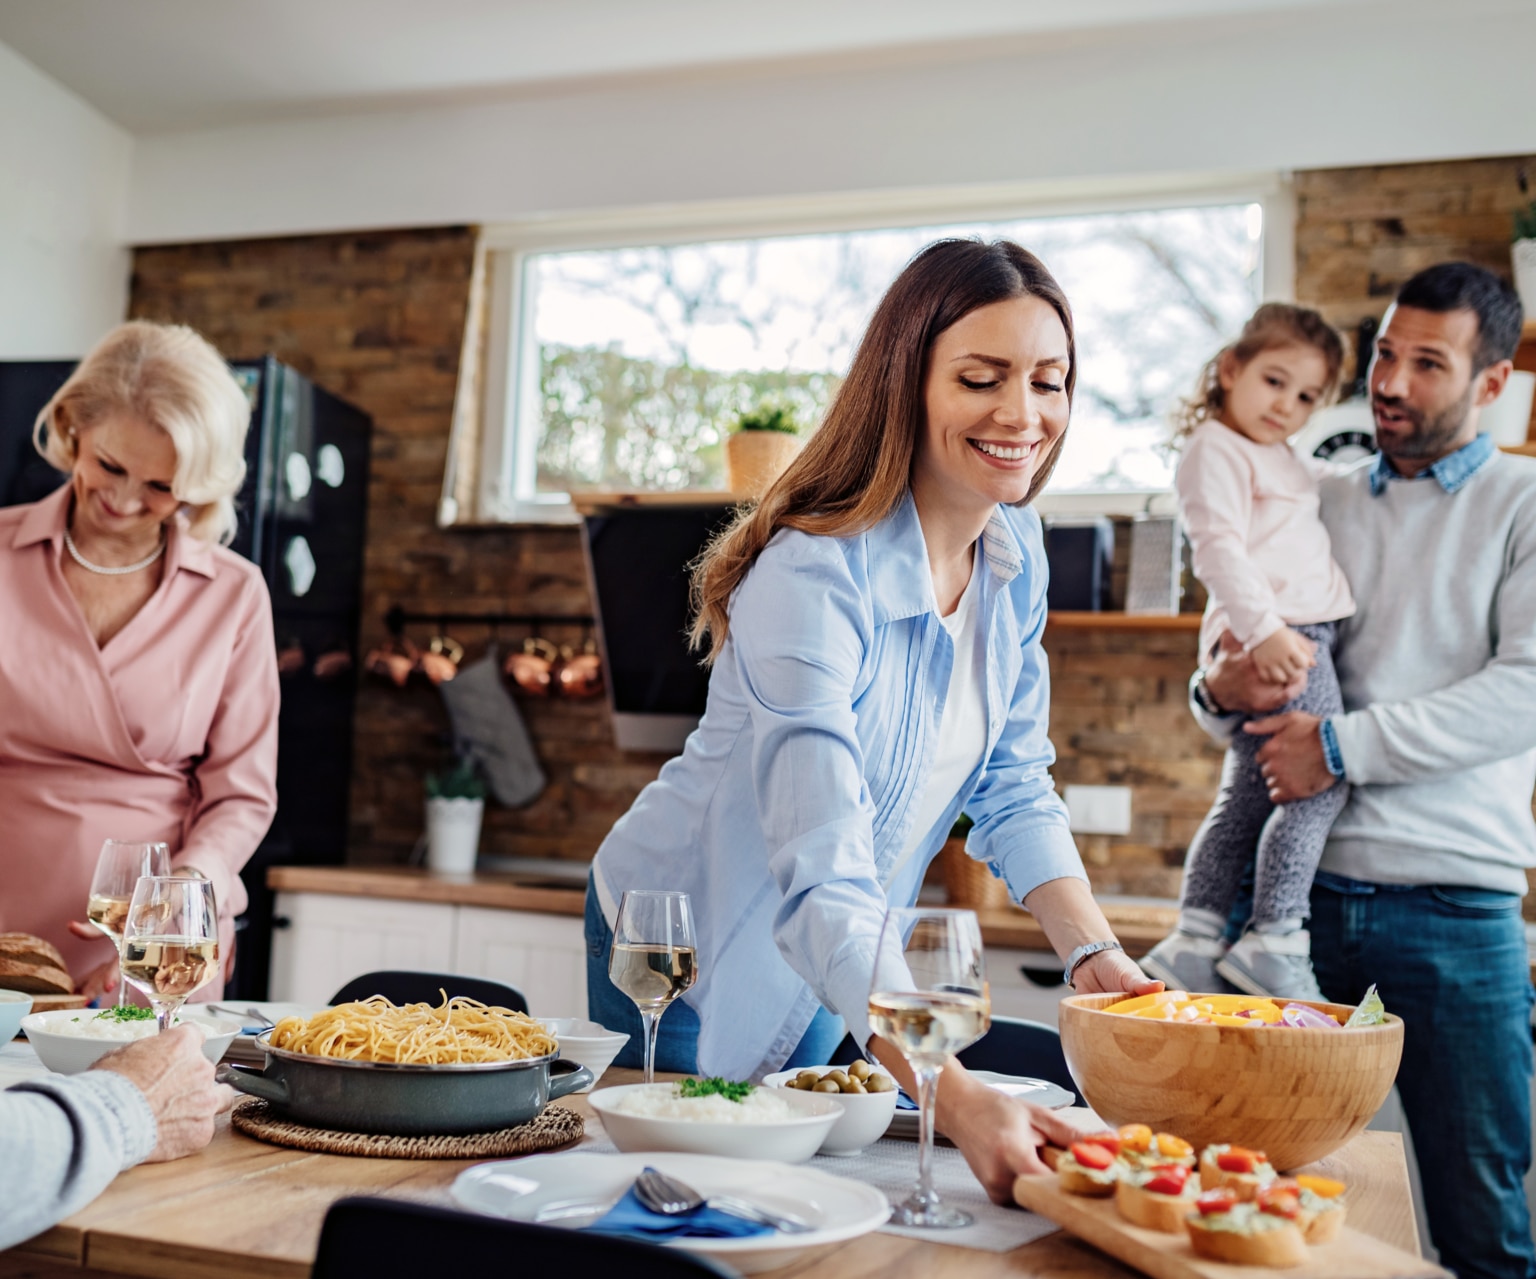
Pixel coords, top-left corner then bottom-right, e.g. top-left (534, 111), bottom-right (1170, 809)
top-left (938, 836), bottom-right (1012, 910)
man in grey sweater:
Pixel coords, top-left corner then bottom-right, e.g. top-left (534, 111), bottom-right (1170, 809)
top-left (1, 1024), bottom-right (232, 1250)
top-left (1195, 262), bottom-right (1535, 1279)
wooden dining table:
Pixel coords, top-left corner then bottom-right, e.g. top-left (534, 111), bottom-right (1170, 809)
top-left (2, 1061), bottom-right (1429, 1279)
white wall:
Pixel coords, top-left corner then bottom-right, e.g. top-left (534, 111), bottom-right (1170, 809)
top-left (0, 40), bottom-right (130, 357)
top-left (127, 0), bottom-right (1536, 245)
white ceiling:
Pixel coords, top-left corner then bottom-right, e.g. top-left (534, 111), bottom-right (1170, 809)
top-left (0, 0), bottom-right (1372, 133)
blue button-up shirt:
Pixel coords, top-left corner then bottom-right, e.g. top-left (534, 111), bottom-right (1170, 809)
top-left (592, 493), bottom-right (1086, 1080)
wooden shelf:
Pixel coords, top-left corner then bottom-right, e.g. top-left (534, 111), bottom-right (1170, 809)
top-left (1503, 443), bottom-right (1536, 457)
top-left (1047, 611), bottom-right (1202, 631)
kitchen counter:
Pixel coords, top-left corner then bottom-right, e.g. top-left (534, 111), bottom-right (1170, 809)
top-left (265, 865), bottom-right (1178, 957)
top-left (5, 1055), bottom-right (1428, 1279)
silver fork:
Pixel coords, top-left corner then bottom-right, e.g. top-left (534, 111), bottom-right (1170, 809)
top-left (633, 1167), bottom-right (815, 1234)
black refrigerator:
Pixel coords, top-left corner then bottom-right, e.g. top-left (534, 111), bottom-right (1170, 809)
top-left (0, 357), bottom-right (371, 999)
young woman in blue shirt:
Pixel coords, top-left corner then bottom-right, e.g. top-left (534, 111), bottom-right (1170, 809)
top-left (588, 239), bottom-right (1157, 1199)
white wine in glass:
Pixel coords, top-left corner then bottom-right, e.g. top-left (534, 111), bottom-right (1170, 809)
top-left (120, 876), bottom-right (220, 1033)
top-left (86, 840), bottom-right (170, 1007)
top-left (868, 907), bottom-right (990, 1229)
top-left (609, 890), bottom-right (696, 1084)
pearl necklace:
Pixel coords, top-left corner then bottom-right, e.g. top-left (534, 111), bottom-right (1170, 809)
top-left (63, 527), bottom-right (167, 576)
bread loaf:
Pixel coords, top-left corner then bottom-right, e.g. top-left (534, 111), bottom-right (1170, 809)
top-left (0, 933), bottom-right (73, 994)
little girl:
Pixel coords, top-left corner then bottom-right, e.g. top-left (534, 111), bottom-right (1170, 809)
top-left (1142, 304), bottom-right (1352, 1001)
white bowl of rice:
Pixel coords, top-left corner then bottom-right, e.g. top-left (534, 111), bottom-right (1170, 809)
top-left (21, 1008), bottom-right (242, 1075)
top-left (589, 1081), bottom-right (844, 1163)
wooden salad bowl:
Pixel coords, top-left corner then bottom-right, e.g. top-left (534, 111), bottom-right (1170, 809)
top-left (1057, 991), bottom-right (1404, 1170)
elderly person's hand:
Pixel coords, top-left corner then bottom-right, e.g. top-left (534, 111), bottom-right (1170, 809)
top-left (1204, 630), bottom-right (1308, 716)
top-left (92, 1026), bottom-right (235, 1162)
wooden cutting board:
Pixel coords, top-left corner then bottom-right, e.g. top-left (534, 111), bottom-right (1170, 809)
top-left (1012, 1173), bottom-right (1449, 1279)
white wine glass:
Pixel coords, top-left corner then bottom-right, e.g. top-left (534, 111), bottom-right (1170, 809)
top-left (87, 841), bottom-right (170, 1007)
top-left (120, 876), bottom-right (220, 1033)
top-left (868, 906), bottom-right (991, 1229)
top-left (609, 890), bottom-right (697, 1084)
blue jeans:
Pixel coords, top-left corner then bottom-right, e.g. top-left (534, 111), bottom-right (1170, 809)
top-left (584, 876), bottom-right (846, 1075)
top-left (1308, 871), bottom-right (1536, 1279)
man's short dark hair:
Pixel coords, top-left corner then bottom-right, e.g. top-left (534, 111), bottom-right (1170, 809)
top-left (1395, 262), bottom-right (1524, 372)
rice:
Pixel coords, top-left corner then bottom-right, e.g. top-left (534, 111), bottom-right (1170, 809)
top-left (47, 1012), bottom-right (202, 1041)
top-left (605, 1084), bottom-right (797, 1123)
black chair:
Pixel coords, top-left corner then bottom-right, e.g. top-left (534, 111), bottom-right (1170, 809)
top-left (314, 1196), bottom-right (735, 1279)
top-left (329, 970), bottom-right (529, 1013)
top-left (829, 1015), bottom-right (1076, 1093)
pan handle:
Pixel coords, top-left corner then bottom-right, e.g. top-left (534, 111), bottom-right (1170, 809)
top-left (547, 1058), bottom-right (595, 1101)
top-left (217, 1062), bottom-right (291, 1105)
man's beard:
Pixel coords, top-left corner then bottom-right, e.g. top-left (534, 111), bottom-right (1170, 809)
top-left (1372, 379), bottom-right (1474, 462)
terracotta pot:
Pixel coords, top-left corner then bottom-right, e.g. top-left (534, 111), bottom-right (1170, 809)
top-left (938, 836), bottom-right (1012, 910)
top-left (725, 430), bottom-right (802, 499)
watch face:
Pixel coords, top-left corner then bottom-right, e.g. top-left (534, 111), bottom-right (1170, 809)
top-left (1312, 430), bottom-right (1375, 463)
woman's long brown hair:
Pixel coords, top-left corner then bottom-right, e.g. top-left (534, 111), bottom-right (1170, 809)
top-left (690, 238), bottom-right (1076, 663)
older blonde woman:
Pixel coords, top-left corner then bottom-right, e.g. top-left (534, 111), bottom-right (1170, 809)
top-left (0, 320), bottom-right (278, 1000)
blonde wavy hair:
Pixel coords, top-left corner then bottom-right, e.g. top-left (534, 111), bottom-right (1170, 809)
top-left (34, 321), bottom-right (251, 545)
top-left (1171, 302), bottom-right (1345, 440)
top-left (689, 239), bottom-right (1076, 664)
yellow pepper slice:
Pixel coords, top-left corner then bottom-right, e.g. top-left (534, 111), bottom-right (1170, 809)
top-left (1154, 1133), bottom-right (1193, 1161)
top-left (1296, 1174), bottom-right (1346, 1199)
top-left (1118, 1124), bottom-right (1153, 1153)
top-left (1102, 990), bottom-right (1188, 1016)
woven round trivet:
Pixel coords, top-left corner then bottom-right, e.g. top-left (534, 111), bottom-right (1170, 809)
top-left (230, 1096), bottom-right (585, 1159)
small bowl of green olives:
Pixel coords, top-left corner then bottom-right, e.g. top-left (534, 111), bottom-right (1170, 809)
top-left (762, 1060), bottom-right (900, 1156)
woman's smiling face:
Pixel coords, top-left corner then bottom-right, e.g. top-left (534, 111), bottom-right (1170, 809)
top-left (915, 295), bottom-right (1071, 516)
top-left (69, 411), bottom-right (181, 542)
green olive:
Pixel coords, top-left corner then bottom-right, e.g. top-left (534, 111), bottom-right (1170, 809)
top-left (824, 1069), bottom-right (850, 1087)
top-left (794, 1070), bottom-right (821, 1089)
top-left (865, 1072), bottom-right (895, 1093)
top-left (813, 1078), bottom-right (842, 1093)
top-left (841, 1078), bottom-right (867, 1094)
top-left (847, 1059), bottom-right (871, 1080)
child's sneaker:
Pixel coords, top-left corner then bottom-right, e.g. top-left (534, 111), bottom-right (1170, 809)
top-left (1140, 931), bottom-right (1235, 994)
top-left (1216, 929), bottom-right (1324, 1001)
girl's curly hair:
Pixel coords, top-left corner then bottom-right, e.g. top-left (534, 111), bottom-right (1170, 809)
top-left (1172, 302), bottom-right (1345, 440)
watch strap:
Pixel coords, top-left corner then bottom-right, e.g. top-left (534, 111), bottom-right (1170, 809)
top-left (1063, 939), bottom-right (1124, 987)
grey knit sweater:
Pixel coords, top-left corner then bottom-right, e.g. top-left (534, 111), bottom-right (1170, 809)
top-left (0, 1071), bottom-right (157, 1250)
top-left (1195, 443), bottom-right (1536, 894)
top-left (1320, 447), bottom-right (1536, 894)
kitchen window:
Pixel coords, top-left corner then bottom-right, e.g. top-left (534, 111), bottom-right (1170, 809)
top-left (443, 177), bottom-right (1289, 525)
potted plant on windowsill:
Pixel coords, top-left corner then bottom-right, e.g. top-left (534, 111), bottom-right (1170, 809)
top-left (1513, 168), bottom-right (1536, 315)
top-left (725, 404), bottom-right (803, 499)
top-left (424, 755), bottom-right (486, 874)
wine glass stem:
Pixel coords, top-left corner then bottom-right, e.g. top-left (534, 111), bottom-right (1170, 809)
top-left (639, 1008), bottom-right (662, 1084)
top-left (914, 1064), bottom-right (941, 1209)
top-left (115, 966), bottom-right (127, 1009)
top-left (154, 1002), bottom-right (177, 1034)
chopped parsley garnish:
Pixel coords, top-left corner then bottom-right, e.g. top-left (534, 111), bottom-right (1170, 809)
top-left (92, 1006), bottom-right (157, 1022)
top-left (678, 1077), bottom-right (754, 1103)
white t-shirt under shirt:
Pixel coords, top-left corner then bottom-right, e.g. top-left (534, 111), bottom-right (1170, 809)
top-left (884, 554), bottom-right (989, 896)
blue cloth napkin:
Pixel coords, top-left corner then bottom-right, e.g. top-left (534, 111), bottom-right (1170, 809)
top-left (585, 1173), bottom-right (774, 1240)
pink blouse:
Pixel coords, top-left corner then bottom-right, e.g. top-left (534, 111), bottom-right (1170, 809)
top-left (0, 486), bottom-right (279, 994)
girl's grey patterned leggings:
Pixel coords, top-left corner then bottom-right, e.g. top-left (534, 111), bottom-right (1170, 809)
top-left (1181, 621), bottom-right (1349, 927)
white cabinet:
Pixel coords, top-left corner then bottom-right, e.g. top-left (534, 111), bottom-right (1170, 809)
top-left (986, 945), bottom-right (1073, 1026)
top-left (268, 892), bottom-right (587, 1015)
top-left (269, 892), bottom-right (456, 1006)
top-left (454, 907), bottom-right (587, 1016)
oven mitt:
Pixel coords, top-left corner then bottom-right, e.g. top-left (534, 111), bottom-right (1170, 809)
top-left (436, 645), bottom-right (546, 807)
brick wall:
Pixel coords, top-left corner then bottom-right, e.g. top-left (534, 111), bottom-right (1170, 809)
top-left (127, 156), bottom-right (1529, 893)
top-left (1295, 153), bottom-right (1536, 366)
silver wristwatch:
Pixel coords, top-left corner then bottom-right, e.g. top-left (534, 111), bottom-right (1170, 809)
top-left (1063, 939), bottom-right (1124, 988)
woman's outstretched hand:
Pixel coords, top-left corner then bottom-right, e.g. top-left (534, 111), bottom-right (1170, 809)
top-left (941, 1068), bottom-right (1086, 1203)
top-left (1069, 948), bottom-right (1162, 997)
top-left (66, 919), bottom-right (120, 1000)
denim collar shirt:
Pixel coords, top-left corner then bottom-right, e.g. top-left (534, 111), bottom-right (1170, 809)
top-left (592, 492), bottom-right (1085, 1081)
top-left (1366, 432), bottom-right (1495, 496)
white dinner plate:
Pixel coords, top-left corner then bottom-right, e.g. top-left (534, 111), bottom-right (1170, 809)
top-left (451, 1150), bottom-right (890, 1274)
top-left (886, 1071), bottom-right (1075, 1139)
